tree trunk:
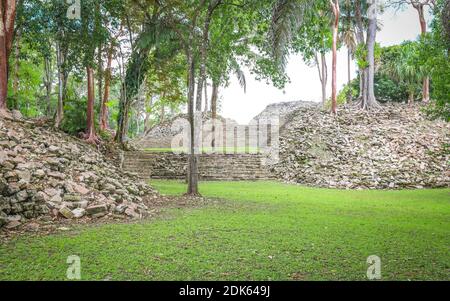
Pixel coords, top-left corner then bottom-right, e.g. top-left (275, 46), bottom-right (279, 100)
top-left (330, 0), bottom-right (340, 114)
top-left (364, 1), bottom-right (378, 110)
top-left (97, 44), bottom-right (103, 119)
top-left (12, 27), bottom-right (20, 110)
top-left (415, 4), bottom-right (430, 102)
top-left (0, 37), bottom-right (7, 112)
top-left (408, 90), bottom-right (414, 105)
top-left (85, 66), bottom-right (96, 142)
top-left (100, 42), bottom-right (114, 131)
top-left (422, 77), bottom-right (430, 102)
top-left (210, 80), bottom-right (218, 148)
top-left (44, 56), bottom-right (52, 116)
top-left (187, 53), bottom-right (199, 195)
top-left (55, 40), bottom-right (65, 127)
top-left (354, 0), bottom-right (366, 101)
top-left (115, 82), bottom-right (129, 143)
top-left (160, 102), bottom-right (165, 123)
top-left (204, 80), bottom-right (209, 113)
top-left (195, 2), bottom-right (216, 112)
top-left (315, 53), bottom-right (327, 106)
top-left (0, 0), bottom-right (17, 114)
top-left (144, 94), bottom-right (153, 134)
top-left (347, 48), bottom-right (352, 102)
top-left (211, 81), bottom-right (218, 118)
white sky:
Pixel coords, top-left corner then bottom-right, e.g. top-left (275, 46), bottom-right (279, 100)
top-left (219, 5), bottom-right (433, 124)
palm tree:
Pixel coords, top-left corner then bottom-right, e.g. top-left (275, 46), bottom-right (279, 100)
top-left (270, 0), bottom-right (308, 70)
top-left (383, 42), bottom-right (424, 105)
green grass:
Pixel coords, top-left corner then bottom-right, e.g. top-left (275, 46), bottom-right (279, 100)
top-left (144, 146), bottom-right (260, 154)
top-left (0, 180), bottom-right (449, 280)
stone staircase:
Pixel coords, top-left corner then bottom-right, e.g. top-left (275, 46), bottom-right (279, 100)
top-left (122, 151), bottom-right (275, 181)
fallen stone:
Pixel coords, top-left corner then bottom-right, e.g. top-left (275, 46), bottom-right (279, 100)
top-left (125, 208), bottom-right (140, 219)
top-left (47, 171), bottom-right (66, 180)
top-left (50, 194), bottom-right (62, 203)
top-left (59, 207), bottom-right (74, 219)
top-left (72, 208), bottom-right (86, 218)
top-left (63, 194), bottom-right (82, 202)
top-left (5, 220), bottom-right (21, 229)
top-left (86, 204), bottom-right (108, 216)
top-left (73, 184), bottom-right (90, 195)
top-left (91, 212), bottom-right (108, 218)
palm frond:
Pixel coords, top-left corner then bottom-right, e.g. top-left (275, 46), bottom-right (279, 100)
top-left (233, 64), bottom-right (247, 93)
top-left (270, 0), bottom-right (307, 71)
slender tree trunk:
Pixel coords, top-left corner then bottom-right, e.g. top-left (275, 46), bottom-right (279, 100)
top-left (210, 80), bottom-right (218, 148)
top-left (414, 4), bottom-right (430, 102)
top-left (44, 56), bottom-right (53, 116)
top-left (144, 94), bottom-right (153, 134)
top-left (97, 44), bottom-right (103, 118)
top-left (160, 101), bottom-right (165, 124)
top-left (408, 90), bottom-right (414, 105)
top-left (100, 42), bottom-right (114, 131)
top-left (116, 82), bottom-right (128, 143)
top-left (187, 53), bottom-right (199, 195)
top-left (195, 2), bottom-right (217, 112)
top-left (85, 66), bottom-right (96, 142)
top-left (55, 40), bottom-right (65, 127)
top-left (11, 27), bottom-right (21, 110)
top-left (354, 0), bottom-right (366, 101)
top-left (330, 0), bottom-right (340, 114)
top-left (347, 48), bottom-right (352, 102)
top-left (0, 0), bottom-right (17, 114)
top-left (315, 53), bottom-right (328, 106)
top-left (204, 79), bottom-right (208, 113)
top-left (364, 1), bottom-right (378, 109)
top-left (211, 81), bottom-right (218, 118)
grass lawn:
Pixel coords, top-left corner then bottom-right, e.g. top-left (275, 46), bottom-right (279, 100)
top-left (0, 180), bottom-right (449, 280)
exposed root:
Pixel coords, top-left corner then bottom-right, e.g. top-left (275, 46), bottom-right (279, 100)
top-left (82, 132), bottom-right (101, 145)
top-left (0, 109), bottom-right (12, 120)
top-left (352, 98), bottom-right (381, 111)
top-left (184, 192), bottom-right (202, 198)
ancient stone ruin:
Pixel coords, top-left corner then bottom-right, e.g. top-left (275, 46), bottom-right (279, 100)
top-left (1, 102), bottom-right (449, 230)
top-left (0, 115), bottom-right (159, 229)
top-left (272, 103), bottom-right (450, 189)
top-left (125, 102), bottom-right (449, 190)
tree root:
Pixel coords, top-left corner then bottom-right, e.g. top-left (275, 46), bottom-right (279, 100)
top-left (353, 98), bottom-right (382, 111)
top-left (0, 109), bottom-right (12, 120)
top-left (82, 132), bottom-right (101, 145)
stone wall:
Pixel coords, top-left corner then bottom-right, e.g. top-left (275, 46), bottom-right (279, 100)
top-left (271, 104), bottom-right (450, 189)
top-left (123, 152), bottom-right (275, 181)
top-left (0, 116), bottom-right (158, 229)
top-left (251, 100), bottom-right (318, 128)
top-left (135, 113), bottom-right (275, 150)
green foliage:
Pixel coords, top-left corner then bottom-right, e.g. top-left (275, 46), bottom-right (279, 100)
top-left (337, 80), bottom-right (359, 104)
top-left (355, 42), bottom-right (381, 69)
top-left (60, 102), bottom-right (87, 135)
top-left (343, 73), bottom-right (411, 104)
top-left (7, 42), bottom-right (47, 117)
top-left (374, 74), bottom-right (410, 103)
top-left (341, 42), bottom-right (424, 104)
top-left (291, 0), bottom-right (333, 65)
top-left (419, 0), bottom-right (450, 120)
top-left (60, 83), bottom-right (98, 135)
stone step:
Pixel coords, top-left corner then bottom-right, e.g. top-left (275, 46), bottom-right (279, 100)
top-left (123, 151), bottom-right (274, 180)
